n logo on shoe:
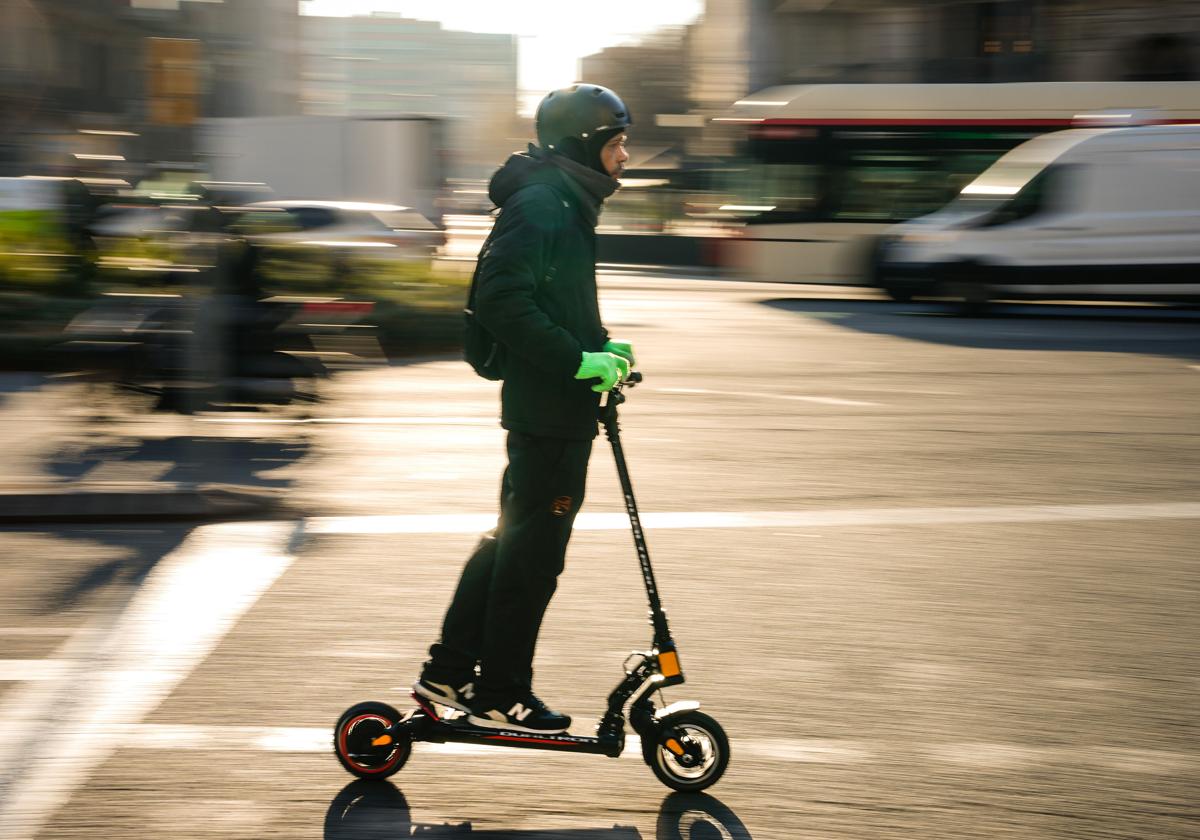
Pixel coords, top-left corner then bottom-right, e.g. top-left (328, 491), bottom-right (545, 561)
top-left (506, 702), bottom-right (533, 721)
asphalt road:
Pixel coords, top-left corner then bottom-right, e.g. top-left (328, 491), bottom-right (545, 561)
top-left (2, 278), bottom-right (1199, 839)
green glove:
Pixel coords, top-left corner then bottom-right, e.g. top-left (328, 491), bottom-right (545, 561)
top-left (603, 339), bottom-right (635, 367)
top-left (575, 351), bottom-right (630, 393)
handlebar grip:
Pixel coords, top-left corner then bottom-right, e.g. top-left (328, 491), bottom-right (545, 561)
top-left (627, 371), bottom-right (643, 385)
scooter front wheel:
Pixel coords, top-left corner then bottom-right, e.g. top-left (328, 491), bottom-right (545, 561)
top-left (333, 701), bottom-right (411, 779)
top-left (643, 710), bottom-right (729, 792)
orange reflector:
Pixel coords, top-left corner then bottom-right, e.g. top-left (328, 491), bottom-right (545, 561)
top-left (665, 738), bottom-right (685, 756)
top-left (371, 734), bottom-right (393, 747)
top-left (659, 650), bottom-right (681, 677)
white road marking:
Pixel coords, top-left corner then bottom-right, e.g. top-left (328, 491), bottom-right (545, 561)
top-left (0, 628), bottom-right (81, 637)
top-left (748, 738), bottom-right (875, 763)
top-left (195, 416), bottom-right (495, 426)
top-left (0, 660), bottom-right (73, 682)
top-left (926, 742), bottom-right (1044, 770)
top-left (308, 501), bottom-right (1200, 536)
top-left (404, 472), bottom-right (464, 481)
top-left (844, 387), bottom-right (959, 395)
top-left (661, 387), bottom-right (879, 407)
top-left (924, 744), bottom-right (1194, 775)
top-left (0, 521), bottom-right (302, 840)
top-left (58, 723), bottom-right (1196, 775)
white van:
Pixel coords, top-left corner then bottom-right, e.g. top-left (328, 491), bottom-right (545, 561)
top-left (873, 124), bottom-right (1200, 307)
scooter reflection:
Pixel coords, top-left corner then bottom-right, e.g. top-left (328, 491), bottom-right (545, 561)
top-left (323, 779), bottom-right (753, 840)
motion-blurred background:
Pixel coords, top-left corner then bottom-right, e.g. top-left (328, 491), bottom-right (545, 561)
top-left (2, 0), bottom-right (1198, 390)
top-left (2, 5), bottom-right (1200, 837)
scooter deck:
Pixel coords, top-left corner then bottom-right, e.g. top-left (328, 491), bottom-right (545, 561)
top-left (405, 695), bottom-right (624, 757)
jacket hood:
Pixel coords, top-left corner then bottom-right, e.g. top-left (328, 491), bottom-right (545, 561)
top-left (488, 146), bottom-right (550, 208)
top-left (488, 144), bottom-right (618, 226)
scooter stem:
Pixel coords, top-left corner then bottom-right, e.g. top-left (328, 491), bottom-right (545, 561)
top-left (600, 375), bottom-right (674, 649)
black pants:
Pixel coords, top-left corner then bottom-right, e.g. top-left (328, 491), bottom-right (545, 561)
top-left (427, 431), bottom-right (592, 704)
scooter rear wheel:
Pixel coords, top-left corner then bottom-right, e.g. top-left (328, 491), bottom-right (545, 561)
top-left (333, 701), bottom-right (411, 779)
top-left (643, 710), bottom-right (729, 792)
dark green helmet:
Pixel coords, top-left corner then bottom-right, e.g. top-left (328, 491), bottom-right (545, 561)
top-left (535, 84), bottom-right (631, 152)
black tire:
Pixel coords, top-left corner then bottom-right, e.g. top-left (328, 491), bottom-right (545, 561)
top-left (940, 262), bottom-right (992, 316)
top-left (333, 701), bottom-right (411, 780)
top-left (864, 236), bottom-right (914, 303)
top-left (643, 710), bottom-right (729, 792)
top-left (956, 282), bottom-right (992, 316)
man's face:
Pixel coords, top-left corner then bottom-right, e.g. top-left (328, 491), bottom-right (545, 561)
top-left (601, 133), bottom-right (629, 178)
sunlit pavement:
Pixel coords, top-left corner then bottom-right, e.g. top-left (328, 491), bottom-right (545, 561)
top-left (1, 278), bottom-right (1199, 839)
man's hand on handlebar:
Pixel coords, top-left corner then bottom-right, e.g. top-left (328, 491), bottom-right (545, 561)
top-left (575, 351), bottom-right (631, 393)
top-left (603, 339), bottom-right (635, 367)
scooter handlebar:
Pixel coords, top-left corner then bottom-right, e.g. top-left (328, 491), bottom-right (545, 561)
top-left (600, 370), bottom-right (640, 416)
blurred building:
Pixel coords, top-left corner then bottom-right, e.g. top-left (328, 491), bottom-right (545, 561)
top-left (580, 28), bottom-right (695, 156)
top-left (689, 0), bottom-right (757, 118)
top-left (180, 0), bottom-right (302, 119)
top-left (0, 0), bottom-right (301, 175)
top-left (0, 0), bottom-right (142, 174)
top-left (300, 13), bottom-right (518, 178)
top-left (734, 0), bottom-right (1199, 89)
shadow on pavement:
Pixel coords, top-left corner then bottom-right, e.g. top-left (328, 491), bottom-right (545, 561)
top-left (2, 431), bottom-right (306, 607)
top-left (37, 524), bottom-right (194, 612)
top-left (324, 780), bottom-right (753, 840)
top-left (0, 372), bottom-right (45, 409)
top-left (47, 435), bottom-right (309, 487)
top-left (762, 298), bottom-right (1200, 361)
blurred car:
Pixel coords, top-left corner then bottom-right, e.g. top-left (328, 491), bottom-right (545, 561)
top-left (89, 198), bottom-right (234, 288)
top-left (241, 200), bottom-right (444, 263)
top-left (189, 180), bottom-right (275, 206)
top-left (872, 124), bottom-right (1200, 308)
top-left (0, 176), bottom-right (125, 290)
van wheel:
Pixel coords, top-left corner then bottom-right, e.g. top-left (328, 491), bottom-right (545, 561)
top-left (941, 263), bottom-right (992, 316)
top-left (882, 284), bottom-right (914, 303)
top-left (864, 237), bottom-right (912, 302)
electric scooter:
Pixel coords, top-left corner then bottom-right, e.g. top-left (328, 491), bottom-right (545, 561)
top-left (333, 372), bottom-right (729, 792)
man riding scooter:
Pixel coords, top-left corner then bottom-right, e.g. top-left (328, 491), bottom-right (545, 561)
top-left (413, 84), bottom-right (636, 734)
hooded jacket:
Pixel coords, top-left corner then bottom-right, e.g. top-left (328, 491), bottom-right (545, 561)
top-left (475, 145), bottom-right (618, 440)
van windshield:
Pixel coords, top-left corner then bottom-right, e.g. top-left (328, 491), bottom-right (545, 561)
top-left (946, 127), bottom-right (1108, 214)
top-left (946, 163), bottom-right (1079, 228)
top-left (948, 161), bottom-right (1050, 214)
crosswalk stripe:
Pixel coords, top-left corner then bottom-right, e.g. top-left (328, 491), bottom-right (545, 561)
top-left (0, 521), bottom-right (302, 840)
top-left (60, 723), bottom-right (1196, 775)
top-left (0, 660), bottom-right (73, 681)
top-left (307, 501), bottom-right (1200, 536)
top-left (660, 387), bottom-right (880, 406)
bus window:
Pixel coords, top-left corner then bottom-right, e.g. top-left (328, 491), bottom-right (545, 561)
top-left (738, 162), bottom-right (821, 223)
top-left (833, 154), bottom-right (941, 221)
top-left (832, 149), bottom-right (1006, 222)
top-left (743, 130), bottom-right (1015, 224)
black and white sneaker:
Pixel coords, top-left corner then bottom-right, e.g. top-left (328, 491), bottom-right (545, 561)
top-left (467, 694), bottom-right (572, 734)
top-left (413, 676), bottom-right (476, 713)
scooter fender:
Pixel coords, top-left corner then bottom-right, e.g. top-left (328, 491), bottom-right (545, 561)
top-left (654, 700), bottom-right (700, 720)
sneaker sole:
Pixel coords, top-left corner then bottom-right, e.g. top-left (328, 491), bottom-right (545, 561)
top-left (412, 681), bottom-right (472, 714)
top-left (466, 713), bottom-right (570, 735)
